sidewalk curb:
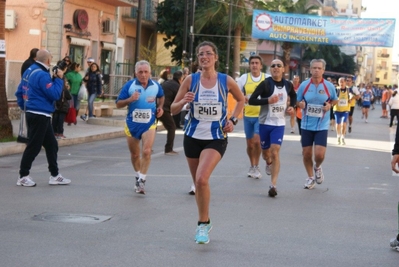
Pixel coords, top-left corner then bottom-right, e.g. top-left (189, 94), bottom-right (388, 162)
top-left (0, 130), bottom-right (125, 157)
top-left (0, 117), bottom-right (165, 157)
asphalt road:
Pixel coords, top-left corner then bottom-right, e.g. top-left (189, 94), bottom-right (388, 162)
top-left (0, 106), bottom-right (398, 267)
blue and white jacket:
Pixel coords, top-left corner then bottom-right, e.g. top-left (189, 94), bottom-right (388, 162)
top-left (15, 62), bottom-right (63, 115)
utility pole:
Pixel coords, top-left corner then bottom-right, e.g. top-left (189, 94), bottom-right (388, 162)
top-left (225, 0), bottom-right (233, 75)
top-left (182, 0), bottom-right (188, 68)
top-left (134, 0), bottom-right (143, 76)
top-left (189, 0), bottom-right (196, 70)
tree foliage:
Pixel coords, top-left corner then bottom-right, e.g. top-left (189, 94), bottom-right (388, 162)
top-left (303, 45), bottom-right (343, 68)
top-left (156, 0), bottom-right (186, 65)
top-left (303, 44), bottom-right (356, 74)
top-left (156, 0), bottom-right (253, 73)
top-left (195, 0), bottom-right (253, 74)
top-left (331, 54), bottom-right (357, 74)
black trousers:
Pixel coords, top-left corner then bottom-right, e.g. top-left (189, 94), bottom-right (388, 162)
top-left (19, 112), bottom-right (59, 177)
top-left (173, 112), bottom-right (182, 129)
top-left (158, 111), bottom-right (176, 153)
top-left (52, 111), bottom-right (66, 134)
top-left (390, 109), bottom-right (399, 127)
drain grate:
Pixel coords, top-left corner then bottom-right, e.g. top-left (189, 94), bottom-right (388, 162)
top-left (32, 213), bottom-right (112, 224)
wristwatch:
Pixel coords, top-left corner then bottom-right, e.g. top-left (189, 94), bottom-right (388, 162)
top-left (229, 116), bottom-right (238, 125)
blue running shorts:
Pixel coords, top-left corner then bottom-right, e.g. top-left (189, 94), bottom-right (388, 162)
top-left (259, 124), bottom-right (285, 150)
top-left (334, 111), bottom-right (349, 124)
top-left (243, 116), bottom-right (259, 139)
top-left (301, 129), bottom-right (328, 147)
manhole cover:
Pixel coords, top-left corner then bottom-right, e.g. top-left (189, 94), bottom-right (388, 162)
top-left (32, 213), bottom-right (112, 224)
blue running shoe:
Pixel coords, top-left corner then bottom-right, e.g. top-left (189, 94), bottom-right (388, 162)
top-left (195, 221), bottom-right (212, 244)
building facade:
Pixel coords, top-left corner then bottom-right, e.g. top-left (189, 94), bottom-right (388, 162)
top-left (4, 0), bottom-right (162, 100)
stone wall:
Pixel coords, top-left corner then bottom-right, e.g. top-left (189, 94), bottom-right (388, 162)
top-left (8, 100), bottom-right (117, 120)
top-left (9, 106), bottom-right (22, 120)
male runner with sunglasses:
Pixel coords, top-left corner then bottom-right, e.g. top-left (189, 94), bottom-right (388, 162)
top-left (249, 59), bottom-right (296, 197)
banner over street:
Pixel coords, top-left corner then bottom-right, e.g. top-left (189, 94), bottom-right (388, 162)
top-left (252, 10), bottom-right (395, 47)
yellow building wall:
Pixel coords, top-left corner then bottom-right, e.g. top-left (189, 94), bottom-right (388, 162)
top-left (156, 34), bottom-right (174, 66)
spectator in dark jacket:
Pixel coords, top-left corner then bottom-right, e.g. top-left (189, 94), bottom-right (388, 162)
top-left (52, 76), bottom-right (72, 139)
top-left (158, 70), bottom-right (183, 155)
top-left (20, 48), bottom-right (38, 77)
top-left (81, 62), bottom-right (103, 120)
top-left (52, 61), bottom-right (72, 137)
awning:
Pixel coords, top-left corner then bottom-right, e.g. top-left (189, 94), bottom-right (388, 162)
top-left (324, 71), bottom-right (354, 77)
top-left (68, 36), bottom-right (91, 46)
top-left (101, 41), bottom-right (116, 50)
top-left (95, 0), bottom-right (135, 7)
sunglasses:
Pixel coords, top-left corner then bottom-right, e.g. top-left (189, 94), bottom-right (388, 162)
top-left (197, 51), bottom-right (215, 57)
top-left (271, 64), bottom-right (282, 68)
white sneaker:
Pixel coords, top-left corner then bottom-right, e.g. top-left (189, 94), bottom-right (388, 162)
top-left (135, 178), bottom-right (146, 194)
top-left (252, 166), bottom-right (262, 179)
top-left (265, 163), bottom-right (272, 175)
top-left (314, 166), bottom-right (324, 184)
top-left (49, 174), bottom-right (71, 185)
top-left (17, 176), bottom-right (36, 187)
top-left (290, 128), bottom-right (294, 134)
top-left (247, 166), bottom-right (255, 178)
top-left (304, 178), bottom-right (316, 189)
top-left (189, 184), bottom-right (196, 195)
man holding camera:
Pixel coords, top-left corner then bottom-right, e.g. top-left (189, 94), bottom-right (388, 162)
top-left (15, 49), bottom-right (71, 187)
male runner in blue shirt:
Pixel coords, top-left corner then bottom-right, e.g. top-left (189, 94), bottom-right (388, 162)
top-left (296, 59), bottom-right (338, 189)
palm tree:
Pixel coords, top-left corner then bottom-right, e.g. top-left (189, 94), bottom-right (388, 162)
top-left (195, 0), bottom-right (253, 75)
top-left (255, 0), bottom-right (319, 74)
top-left (0, 0), bottom-right (13, 140)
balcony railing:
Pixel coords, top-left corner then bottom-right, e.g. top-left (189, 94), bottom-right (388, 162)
top-left (122, 0), bottom-right (157, 23)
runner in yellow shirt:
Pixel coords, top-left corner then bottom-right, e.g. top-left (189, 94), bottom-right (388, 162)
top-left (237, 55), bottom-right (269, 179)
top-left (333, 77), bottom-right (351, 145)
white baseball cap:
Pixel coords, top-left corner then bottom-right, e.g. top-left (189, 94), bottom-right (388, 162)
top-left (87, 58), bottom-right (95, 63)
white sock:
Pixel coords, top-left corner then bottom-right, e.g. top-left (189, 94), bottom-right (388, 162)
top-left (139, 173), bottom-right (146, 181)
